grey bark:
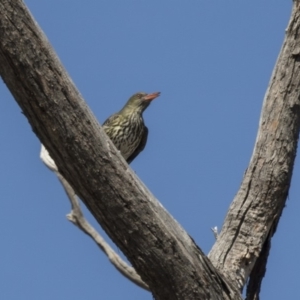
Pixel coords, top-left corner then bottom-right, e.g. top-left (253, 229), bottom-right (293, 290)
top-left (0, 1), bottom-right (239, 299)
top-left (209, 2), bottom-right (300, 297)
top-left (40, 145), bottom-right (149, 291)
top-left (0, 0), bottom-right (299, 299)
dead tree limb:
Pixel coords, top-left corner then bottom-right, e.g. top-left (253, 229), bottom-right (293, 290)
top-left (40, 145), bottom-right (149, 291)
top-left (0, 1), bottom-right (240, 299)
top-left (1, 0), bottom-right (300, 299)
top-left (209, 1), bottom-right (300, 297)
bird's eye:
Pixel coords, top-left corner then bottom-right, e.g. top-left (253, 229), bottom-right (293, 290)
top-left (137, 93), bottom-right (143, 98)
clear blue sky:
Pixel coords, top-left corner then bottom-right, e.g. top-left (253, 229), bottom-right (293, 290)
top-left (0, 1), bottom-right (297, 299)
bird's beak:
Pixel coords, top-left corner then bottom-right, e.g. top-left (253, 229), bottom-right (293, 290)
top-left (143, 92), bottom-right (161, 101)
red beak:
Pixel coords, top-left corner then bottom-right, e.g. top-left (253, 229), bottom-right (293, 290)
top-left (143, 92), bottom-right (161, 101)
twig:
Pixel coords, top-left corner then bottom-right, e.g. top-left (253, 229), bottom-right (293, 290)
top-left (211, 226), bottom-right (218, 240)
top-left (40, 145), bottom-right (149, 291)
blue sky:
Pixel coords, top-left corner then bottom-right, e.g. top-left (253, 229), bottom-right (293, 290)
top-left (0, 1), bottom-right (298, 299)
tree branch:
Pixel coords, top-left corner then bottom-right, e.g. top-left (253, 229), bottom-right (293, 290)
top-left (0, 1), bottom-right (240, 299)
top-left (2, 0), bottom-right (299, 299)
top-left (209, 2), bottom-right (300, 295)
top-left (40, 145), bottom-right (149, 291)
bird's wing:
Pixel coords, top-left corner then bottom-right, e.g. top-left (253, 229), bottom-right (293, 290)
top-left (126, 126), bottom-right (148, 164)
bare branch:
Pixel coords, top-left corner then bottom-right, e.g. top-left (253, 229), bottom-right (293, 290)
top-left (209, 2), bottom-right (300, 294)
top-left (211, 227), bottom-right (219, 240)
top-left (0, 1), bottom-right (240, 299)
top-left (40, 145), bottom-right (149, 291)
top-left (2, 0), bottom-right (298, 298)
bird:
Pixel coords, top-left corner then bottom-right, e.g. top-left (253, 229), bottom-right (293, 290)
top-left (102, 91), bottom-right (160, 164)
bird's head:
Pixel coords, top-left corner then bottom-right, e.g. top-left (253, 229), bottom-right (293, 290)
top-left (123, 92), bottom-right (160, 114)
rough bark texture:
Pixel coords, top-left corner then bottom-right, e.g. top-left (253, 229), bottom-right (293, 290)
top-left (208, 2), bottom-right (300, 297)
top-left (0, 1), bottom-right (240, 299)
top-left (1, 0), bottom-right (300, 299)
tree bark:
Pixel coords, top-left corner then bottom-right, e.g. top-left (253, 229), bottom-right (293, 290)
top-left (0, 0), bottom-right (299, 299)
top-left (209, 1), bottom-right (300, 297)
top-left (0, 1), bottom-right (240, 299)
